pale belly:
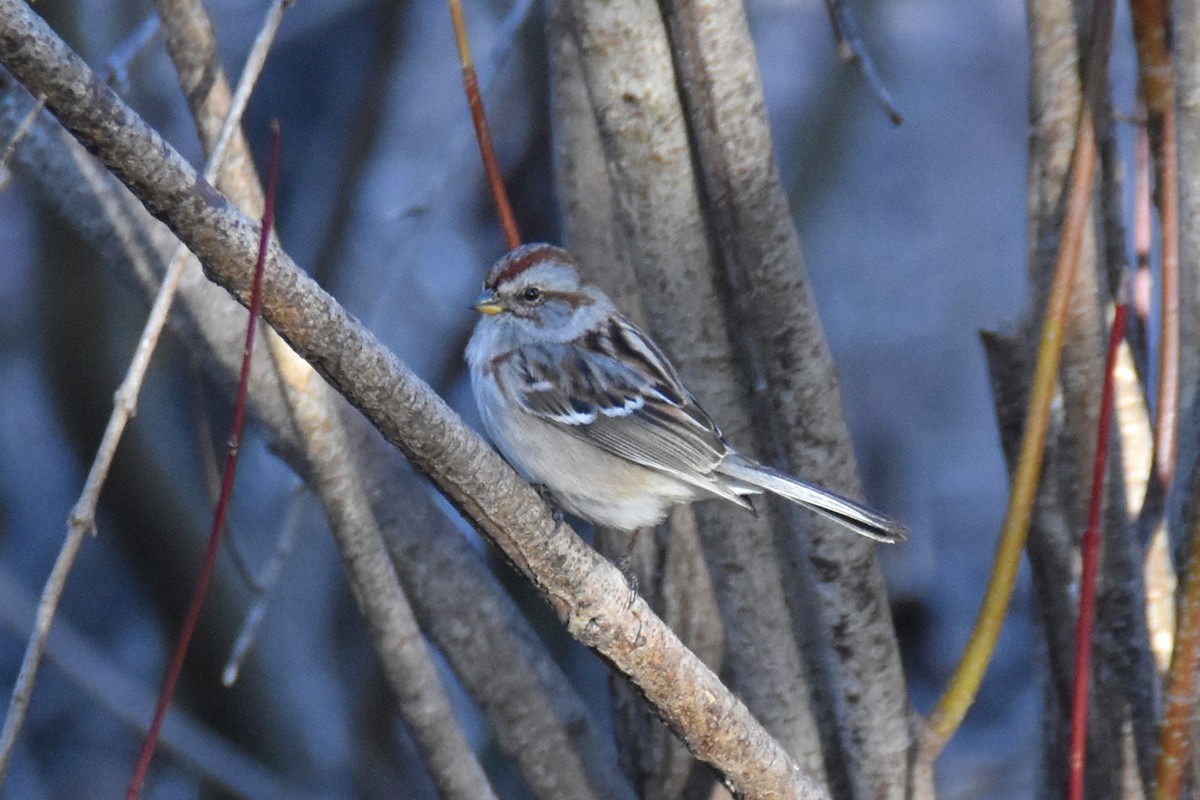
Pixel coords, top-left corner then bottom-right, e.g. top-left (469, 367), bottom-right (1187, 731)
top-left (475, 379), bottom-right (697, 530)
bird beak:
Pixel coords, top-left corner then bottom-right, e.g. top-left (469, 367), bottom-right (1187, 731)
top-left (473, 290), bottom-right (504, 316)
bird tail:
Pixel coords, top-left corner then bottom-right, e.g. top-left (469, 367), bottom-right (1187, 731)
top-left (718, 454), bottom-right (906, 543)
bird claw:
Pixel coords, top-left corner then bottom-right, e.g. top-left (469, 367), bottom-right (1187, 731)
top-left (616, 529), bottom-right (642, 609)
top-left (532, 483), bottom-right (566, 534)
top-left (616, 550), bottom-right (639, 608)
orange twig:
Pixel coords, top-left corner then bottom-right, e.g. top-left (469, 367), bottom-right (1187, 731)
top-left (1153, 497), bottom-right (1200, 798)
top-left (125, 121), bottom-right (281, 799)
top-left (447, 0), bottom-right (521, 250)
top-left (1152, 105), bottom-right (1178, 488)
top-left (1068, 301), bottom-right (1127, 800)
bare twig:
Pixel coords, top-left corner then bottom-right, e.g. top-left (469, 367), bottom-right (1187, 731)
top-left (0, 566), bottom-right (316, 800)
top-left (125, 119), bottom-right (281, 800)
top-left (0, 236), bottom-right (189, 785)
top-left (0, 6), bottom-right (286, 785)
top-left (821, 0), bottom-right (902, 124)
top-left (222, 481), bottom-right (305, 686)
top-left (0, 76), bottom-right (633, 800)
top-left (157, 0), bottom-right (501, 793)
top-left (1068, 300), bottom-right (1127, 800)
top-left (1130, 0), bottom-right (1180, 490)
top-left (1153, 0), bottom-right (1200, 792)
top-left (0, 92), bottom-right (42, 190)
top-left (101, 11), bottom-right (159, 90)
top-left (1175, 0), bottom-right (1200, 500)
top-left (448, 0), bottom-right (520, 249)
top-left (920, 0), bottom-right (1128, 765)
top-left (0, 4), bottom-right (823, 794)
top-left (1154, 484), bottom-right (1200, 798)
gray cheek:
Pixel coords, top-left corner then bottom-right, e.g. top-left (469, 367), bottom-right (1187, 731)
top-left (538, 303), bottom-right (577, 331)
top-left (503, 305), bottom-right (545, 330)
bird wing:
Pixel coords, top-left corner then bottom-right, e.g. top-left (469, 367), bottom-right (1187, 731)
top-left (502, 316), bottom-right (729, 481)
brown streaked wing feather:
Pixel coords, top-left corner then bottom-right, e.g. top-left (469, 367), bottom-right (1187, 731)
top-left (583, 401), bottom-right (727, 476)
top-left (503, 320), bottom-right (730, 479)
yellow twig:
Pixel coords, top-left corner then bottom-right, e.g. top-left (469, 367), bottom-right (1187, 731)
top-left (919, 108), bottom-right (1097, 760)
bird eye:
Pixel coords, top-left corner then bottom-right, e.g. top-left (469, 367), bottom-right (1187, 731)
top-left (522, 287), bottom-right (541, 302)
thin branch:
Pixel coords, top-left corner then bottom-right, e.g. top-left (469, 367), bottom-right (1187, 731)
top-left (0, 4), bottom-right (822, 794)
top-left (0, 91), bottom-right (41, 189)
top-left (1069, 301), bottom-right (1128, 800)
top-left (0, 566), bottom-right (316, 800)
top-left (126, 119), bottom-right (281, 800)
top-left (923, 0), bottom-right (1122, 762)
top-left (821, 0), bottom-right (902, 125)
top-left (1153, 109), bottom-right (1180, 488)
top-left (0, 6), bottom-right (285, 784)
top-left (1130, 0), bottom-right (1180, 489)
top-left (100, 11), bottom-right (159, 91)
top-left (1154, 0), bottom-right (1200, 789)
top-left (158, 0), bottom-right (501, 793)
top-left (222, 481), bottom-right (305, 686)
top-left (448, 0), bottom-right (521, 249)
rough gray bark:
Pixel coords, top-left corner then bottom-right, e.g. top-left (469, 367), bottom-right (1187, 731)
top-left (1175, 0), bottom-right (1200, 533)
top-left (0, 2), bottom-right (824, 795)
top-left (548, 0), bottom-right (643, 321)
top-left (1173, 4), bottom-right (1200, 792)
top-left (551, 0), bottom-right (829, 782)
top-left (549, 6), bottom-right (726, 794)
top-left (659, 2), bottom-right (910, 796)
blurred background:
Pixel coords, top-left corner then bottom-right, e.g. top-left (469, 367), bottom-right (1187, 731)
top-left (0, 0), bottom-right (1146, 796)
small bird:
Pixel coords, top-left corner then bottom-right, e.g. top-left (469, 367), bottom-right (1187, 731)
top-left (466, 243), bottom-right (906, 543)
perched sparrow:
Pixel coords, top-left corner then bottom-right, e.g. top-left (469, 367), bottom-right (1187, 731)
top-left (466, 243), bottom-right (906, 543)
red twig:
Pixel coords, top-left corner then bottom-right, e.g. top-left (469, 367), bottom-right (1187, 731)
top-left (125, 121), bottom-right (282, 799)
top-left (447, 0), bottom-right (521, 250)
top-left (1067, 301), bottom-right (1128, 800)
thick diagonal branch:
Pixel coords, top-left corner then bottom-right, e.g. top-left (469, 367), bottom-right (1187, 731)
top-left (0, 2), bottom-right (820, 795)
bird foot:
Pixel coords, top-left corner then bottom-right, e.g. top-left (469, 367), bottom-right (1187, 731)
top-left (531, 484), bottom-right (565, 534)
top-left (616, 529), bottom-right (641, 609)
